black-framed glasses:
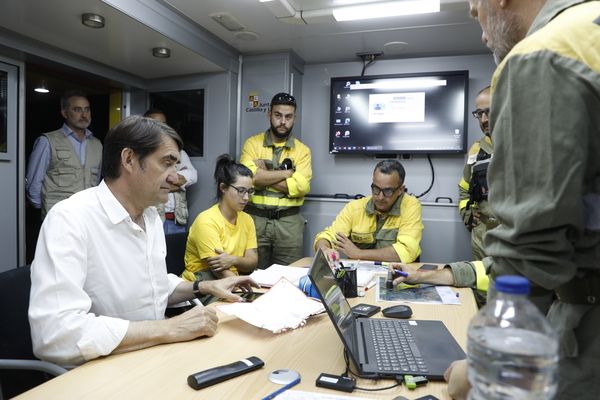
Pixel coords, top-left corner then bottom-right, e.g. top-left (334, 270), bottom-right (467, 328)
top-left (371, 184), bottom-right (401, 197)
top-left (271, 92), bottom-right (296, 107)
top-left (230, 184), bottom-right (255, 196)
top-left (471, 108), bottom-right (490, 119)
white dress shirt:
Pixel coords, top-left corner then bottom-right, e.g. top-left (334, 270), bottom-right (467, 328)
top-left (29, 180), bottom-right (183, 366)
top-left (164, 150), bottom-right (197, 212)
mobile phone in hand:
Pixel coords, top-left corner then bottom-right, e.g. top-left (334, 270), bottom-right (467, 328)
top-left (232, 291), bottom-right (263, 302)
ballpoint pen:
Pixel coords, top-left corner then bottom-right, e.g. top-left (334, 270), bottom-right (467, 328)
top-left (386, 268), bottom-right (408, 289)
top-left (261, 376), bottom-right (301, 400)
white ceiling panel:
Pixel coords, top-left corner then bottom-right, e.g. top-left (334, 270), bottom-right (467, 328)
top-left (0, 0), bottom-right (487, 80)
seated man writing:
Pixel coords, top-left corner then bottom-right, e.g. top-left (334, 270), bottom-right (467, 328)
top-left (28, 116), bottom-right (258, 366)
top-left (314, 160), bottom-right (423, 263)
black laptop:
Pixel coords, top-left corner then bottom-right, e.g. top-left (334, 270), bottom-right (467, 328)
top-left (308, 249), bottom-right (466, 380)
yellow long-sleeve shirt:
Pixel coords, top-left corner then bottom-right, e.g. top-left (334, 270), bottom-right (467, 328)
top-left (314, 194), bottom-right (423, 263)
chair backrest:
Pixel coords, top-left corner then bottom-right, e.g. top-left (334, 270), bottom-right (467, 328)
top-left (0, 265), bottom-right (35, 360)
top-left (0, 265), bottom-right (68, 397)
top-left (165, 232), bottom-right (187, 276)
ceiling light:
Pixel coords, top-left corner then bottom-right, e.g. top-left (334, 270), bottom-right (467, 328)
top-left (210, 12), bottom-right (245, 31)
top-left (152, 47), bottom-right (171, 58)
top-left (34, 81), bottom-right (50, 94)
top-left (81, 13), bottom-right (105, 29)
top-left (333, 0), bottom-right (440, 21)
top-left (234, 31), bottom-right (260, 41)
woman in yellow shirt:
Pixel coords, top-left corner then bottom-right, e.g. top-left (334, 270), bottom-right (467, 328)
top-left (183, 154), bottom-right (258, 282)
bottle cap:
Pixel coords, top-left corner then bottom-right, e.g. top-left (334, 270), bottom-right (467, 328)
top-left (495, 275), bottom-right (530, 295)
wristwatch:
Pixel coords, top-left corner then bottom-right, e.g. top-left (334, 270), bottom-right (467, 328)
top-left (192, 280), bottom-right (203, 300)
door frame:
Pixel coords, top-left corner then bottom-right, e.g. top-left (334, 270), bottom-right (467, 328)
top-left (0, 55), bottom-right (25, 268)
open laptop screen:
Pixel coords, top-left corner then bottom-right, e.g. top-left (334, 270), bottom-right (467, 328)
top-left (308, 249), bottom-right (360, 366)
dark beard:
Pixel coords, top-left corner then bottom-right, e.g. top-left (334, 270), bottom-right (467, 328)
top-left (270, 123), bottom-right (292, 140)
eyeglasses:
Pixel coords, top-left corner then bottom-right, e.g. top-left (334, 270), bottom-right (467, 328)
top-left (471, 108), bottom-right (490, 119)
top-left (271, 92), bottom-right (297, 107)
top-left (371, 184), bottom-right (401, 197)
top-left (71, 107), bottom-right (91, 114)
top-left (230, 184), bottom-right (255, 196)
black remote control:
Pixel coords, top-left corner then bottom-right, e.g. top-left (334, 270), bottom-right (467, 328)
top-left (187, 356), bottom-right (265, 390)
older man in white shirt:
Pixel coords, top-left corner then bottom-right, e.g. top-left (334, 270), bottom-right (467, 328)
top-left (28, 116), bottom-right (257, 366)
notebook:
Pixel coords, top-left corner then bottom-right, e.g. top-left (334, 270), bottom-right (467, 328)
top-left (308, 249), bottom-right (466, 380)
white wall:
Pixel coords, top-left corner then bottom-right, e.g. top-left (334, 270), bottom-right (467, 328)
top-left (297, 54), bottom-right (496, 261)
top-left (300, 54), bottom-right (496, 202)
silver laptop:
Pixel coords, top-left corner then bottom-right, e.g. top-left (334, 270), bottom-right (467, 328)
top-left (308, 249), bottom-right (466, 379)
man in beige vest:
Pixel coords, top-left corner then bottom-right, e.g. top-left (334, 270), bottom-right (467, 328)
top-left (26, 90), bottom-right (102, 218)
top-left (143, 109), bottom-right (197, 234)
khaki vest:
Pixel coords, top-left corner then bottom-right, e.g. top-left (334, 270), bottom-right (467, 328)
top-left (156, 190), bottom-right (189, 226)
top-left (156, 154), bottom-right (191, 226)
top-left (41, 129), bottom-right (102, 217)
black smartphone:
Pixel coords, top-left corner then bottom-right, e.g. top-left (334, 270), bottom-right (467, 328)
top-left (351, 303), bottom-right (381, 318)
top-left (232, 291), bottom-right (263, 302)
top-left (418, 264), bottom-right (438, 271)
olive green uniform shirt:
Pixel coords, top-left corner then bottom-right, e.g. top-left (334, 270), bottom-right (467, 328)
top-left (485, 1), bottom-right (600, 398)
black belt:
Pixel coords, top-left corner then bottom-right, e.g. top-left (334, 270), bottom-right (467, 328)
top-left (245, 205), bottom-right (299, 220)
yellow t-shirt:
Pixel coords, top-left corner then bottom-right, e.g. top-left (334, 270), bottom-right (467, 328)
top-left (183, 204), bottom-right (257, 281)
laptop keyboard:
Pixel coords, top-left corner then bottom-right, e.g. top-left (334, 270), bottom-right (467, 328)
top-left (369, 319), bottom-right (429, 374)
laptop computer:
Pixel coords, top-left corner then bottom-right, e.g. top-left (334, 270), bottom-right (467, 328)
top-left (308, 249), bottom-right (466, 380)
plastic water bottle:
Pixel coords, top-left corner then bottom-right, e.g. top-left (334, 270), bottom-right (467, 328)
top-left (467, 275), bottom-right (558, 400)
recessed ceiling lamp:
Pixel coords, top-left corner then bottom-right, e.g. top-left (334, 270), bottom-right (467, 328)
top-left (333, 0), bottom-right (440, 21)
top-left (152, 47), bottom-right (171, 58)
top-left (234, 31), bottom-right (260, 41)
top-left (81, 13), bottom-right (105, 29)
top-left (34, 81), bottom-right (50, 94)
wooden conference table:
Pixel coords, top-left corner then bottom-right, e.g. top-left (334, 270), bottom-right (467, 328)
top-left (16, 258), bottom-right (477, 400)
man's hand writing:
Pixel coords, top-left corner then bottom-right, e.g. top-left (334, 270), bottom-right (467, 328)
top-left (167, 306), bottom-right (218, 341)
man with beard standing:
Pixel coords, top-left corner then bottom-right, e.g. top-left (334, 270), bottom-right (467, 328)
top-left (26, 90), bottom-right (102, 218)
top-left (459, 85), bottom-right (496, 260)
top-left (241, 93), bottom-right (312, 269)
top-left (444, 1), bottom-right (600, 399)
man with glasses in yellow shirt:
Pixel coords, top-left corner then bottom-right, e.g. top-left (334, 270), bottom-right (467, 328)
top-left (458, 86), bottom-right (496, 260)
top-left (314, 160), bottom-right (423, 263)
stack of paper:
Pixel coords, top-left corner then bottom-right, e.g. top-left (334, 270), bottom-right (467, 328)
top-left (249, 264), bottom-right (309, 287)
top-left (217, 278), bottom-right (324, 333)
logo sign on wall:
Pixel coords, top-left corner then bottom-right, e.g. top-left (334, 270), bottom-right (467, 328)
top-left (246, 91), bottom-right (269, 113)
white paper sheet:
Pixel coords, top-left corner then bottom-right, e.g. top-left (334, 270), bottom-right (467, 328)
top-left (217, 278), bottom-right (324, 333)
top-left (277, 390), bottom-right (372, 400)
top-left (249, 264), bottom-right (309, 287)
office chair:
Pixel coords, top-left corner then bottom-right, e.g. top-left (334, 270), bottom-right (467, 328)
top-left (0, 265), bottom-right (67, 398)
top-left (165, 231), bottom-right (188, 276)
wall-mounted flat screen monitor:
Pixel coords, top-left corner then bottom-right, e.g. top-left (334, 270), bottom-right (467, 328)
top-left (329, 70), bottom-right (468, 154)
